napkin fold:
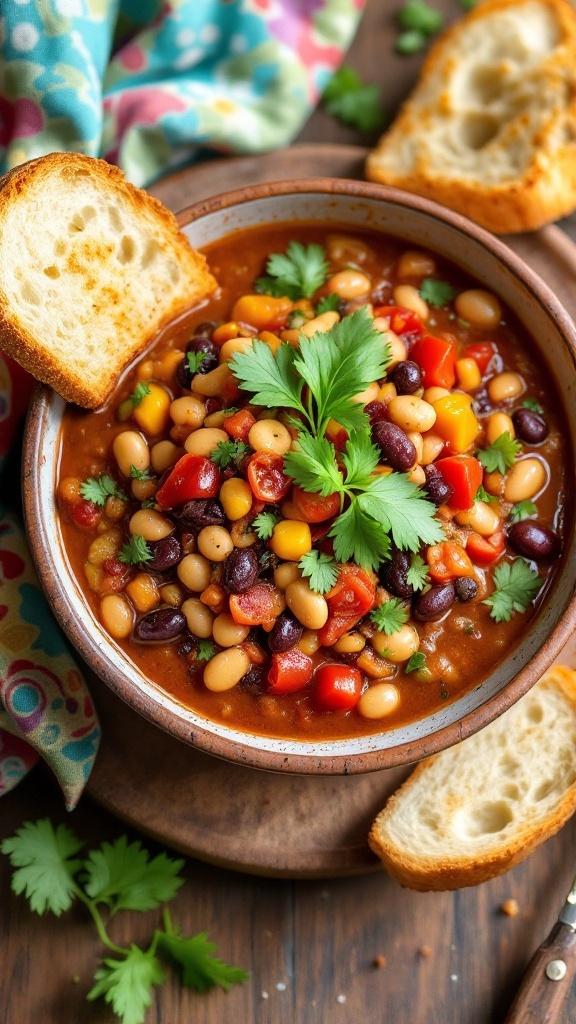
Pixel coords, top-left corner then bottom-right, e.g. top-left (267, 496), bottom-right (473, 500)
top-left (0, 0), bottom-right (365, 806)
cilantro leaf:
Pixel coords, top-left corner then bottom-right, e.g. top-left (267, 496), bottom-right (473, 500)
top-left (157, 924), bottom-right (249, 993)
top-left (396, 29), bottom-right (426, 54)
top-left (82, 836), bottom-right (185, 915)
top-left (196, 639), bottom-right (216, 662)
top-left (316, 293), bottom-right (340, 314)
top-left (483, 559), bottom-right (541, 622)
top-left (255, 241), bottom-right (329, 300)
top-left (509, 500), bottom-right (538, 523)
top-left (80, 474), bottom-right (126, 507)
top-left (406, 553), bottom-right (430, 592)
top-left (330, 499), bottom-right (392, 571)
top-left (129, 382), bottom-right (151, 408)
top-left (322, 66), bottom-right (385, 133)
top-left (230, 339), bottom-right (306, 415)
top-left (475, 484), bottom-right (497, 504)
top-left (340, 427), bottom-right (380, 490)
top-left (522, 397), bottom-right (543, 413)
top-left (130, 465), bottom-right (153, 481)
top-left (370, 598), bottom-right (409, 635)
top-left (119, 534), bottom-right (153, 566)
top-left (398, 0), bottom-right (443, 35)
top-left (419, 278), bottom-right (456, 307)
top-left (252, 510), bottom-right (280, 540)
top-left (405, 651), bottom-right (427, 673)
top-left (359, 473), bottom-right (444, 553)
top-left (210, 439), bottom-right (250, 470)
top-left (284, 432), bottom-right (344, 497)
top-left (478, 432), bottom-right (522, 474)
top-left (299, 550), bottom-right (339, 594)
top-left (87, 947), bottom-right (165, 1024)
top-left (187, 351), bottom-right (208, 375)
top-left (1, 819), bottom-right (83, 916)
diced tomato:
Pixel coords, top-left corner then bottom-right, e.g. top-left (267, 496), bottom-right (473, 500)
top-left (223, 408), bottom-right (256, 442)
top-left (410, 334), bottom-right (457, 389)
top-left (326, 564), bottom-right (376, 618)
top-left (426, 541), bottom-right (476, 582)
top-left (229, 582), bottom-right (283, 627)
top-left (318, 613), bottom-right (360, 647)
top-left (372, 305), bottom-right (426, 344)
top-left (435, 455), bottom-right (483, 511)
top-left (466, 530), bottom-right (505, 567)
top-left (70, 499), bottom-right (102, 529)
top-left (156, 454), bottom-right (221, 508)
top-left (290, 486), bottom-right (341, 523)
top-left (314, 664), bottom-right (363, 711)
top-left (461, 342), bottom-right (497, 377)
top-left (268, 649), bottom-right (314, 694)
top-left (247, 452), bottom-right (291, 502)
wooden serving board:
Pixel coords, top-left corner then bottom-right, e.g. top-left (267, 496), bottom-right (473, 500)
top-left (87, 144), bottom-right (576, 878)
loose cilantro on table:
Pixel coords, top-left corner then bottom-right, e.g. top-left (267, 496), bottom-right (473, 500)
top-left (483, 559), bottom-right (541, 622)
top-left (322, 66), bottom-right (385, 133)
top-left (419, 278), bottom-right (456, 307)
top-left (255, 241), bottom-right (329, 300)
top-left (186, 351), bottom-right (208, 375)
top-left (370, 598), bottom-right (410, 636)
top-left (298, 550), bottom-right (339, 594)
top-left (119, 534), bottom-right (153, 566)
top-left (406, 553), bottom-right (430, 592)
top-left (522, 397), bottom-right (543, 413)
top-left (1, 820), bottom-right (248, 1024)
top-left (252, 510), bottom-right (280, 541)
top-left (405, 651), bottom-right (427, 674)
top-left (209, 439), bottom-right (250, 470)
top-left (509, 500), bottom-right (538, 523)
top-left (474, 484), bottom-right (498, 504)
top-left (80, 474), bottom-right (126, 507)
top-left (396, 0), bottom-right (443, 54)
top-left (478, 432), bottom-right (522, 475)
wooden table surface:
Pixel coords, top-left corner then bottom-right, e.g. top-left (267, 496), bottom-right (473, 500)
top-left (3, 3), bottom-right (576, 1023)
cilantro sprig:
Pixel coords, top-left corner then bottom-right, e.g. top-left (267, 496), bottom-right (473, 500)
top-left (1, 820), bottom-right (248, 1024)
top-left (255, 241), bottom-right (329, 299)
top-left (210, 440), bottom-right (250, 470)
top-left (186, 351), bottom-right (208, 375)
top-left (406, 553), bottom-right (430, 592)
top-left (119, 534), bottom-right (153, 566)
top-left (483, 559), bottom-right (541, 622)
top-left (478, 432), bottom-right (522, 475)
top-left (405, 651), bottom-right (427, 673)
top-left (322, 66), bottom-right (385, 133)
top-left (298, 550), bottom-right (339, 594)
top-left (196, 640), bottom-right (216, 662)
top-left (252, 510), bottom-right (280, 540)
top-left (80, 474), bottom-right (126, 507)
top-left (370, 598), bottom-right (410, 635)
top-left (509, 500), bottom-right (538, 523)
top-left (419, 278), bottom-right (456, 307)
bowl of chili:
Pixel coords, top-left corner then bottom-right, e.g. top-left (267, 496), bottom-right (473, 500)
top-left (23, 180), bottom-right (576, 773)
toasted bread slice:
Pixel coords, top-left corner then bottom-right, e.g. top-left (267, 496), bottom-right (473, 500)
top-left (366, 0), bottom-right (576, 233)
top-left (369, 667), bottom-right (576, 890)
top-left (0, 153), bottom-right (216, 408)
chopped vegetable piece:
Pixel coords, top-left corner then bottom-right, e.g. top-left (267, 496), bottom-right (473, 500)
top-left (314, 664), bottom-right (363, 711)
top-left (466, 530), bottom-right (505, 567)
top-left (223, 409), bottom-right (256, 442)
top-left (231, 294), bottom-right (292, 331)
top-left (410, 334), bottom-right (457, 389)
top-left (432, 392), bottom-right (479, 453)
top-left (435, 455), bottom-right (483, 511)
top-left (268, 649), bottom-right (314, 694)
top-left (291, 485), bottom-right (341, 524)
top-left (426, 541), bottom-right (476, 582)
top-left (247, 452), bottom-right (291, 502)
top-left (155, 455), bottom-right (221, 508)
top-left (229, 582), bottom-right (281, 627)
top-left (372, 304), bottom-right (425, 342)
top-left (461, 342), bottom-right (496, 376)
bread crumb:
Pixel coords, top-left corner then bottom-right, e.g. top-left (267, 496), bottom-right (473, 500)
top-left (261, 991), bottom-right (269, 1000)
top-left (373, 954), bottom-right (387, 968)
top-left (501, 898), bottom-right (520, 917)
top-left (276, 982), bottom-right (287, 992)
top-left (337, 994), bottom-right (347, 1004)
top-left (418, 945), bottom-right (432, 958)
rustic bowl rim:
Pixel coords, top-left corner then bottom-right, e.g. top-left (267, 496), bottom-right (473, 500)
top-left (23, 177), bottom-right (576, 774)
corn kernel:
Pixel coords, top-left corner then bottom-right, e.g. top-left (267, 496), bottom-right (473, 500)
top-left (220, 477), bottom-right (253, 521)
top-left (456, 357), bottom-right (482, 392)
top-left (132, 382), bottom-right (171, 436)
top-left (270, 520), bottom-right (312, 560)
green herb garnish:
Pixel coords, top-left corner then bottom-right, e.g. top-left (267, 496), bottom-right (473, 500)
top-left (316, 293), bottom-right (340, 315)
top-left (118, 534), bottom-right (153, 566)
top-left (252, 510), bottom-right (280, 541)
top-left (130, 464), bottom-right (153, 481)
top-left (196, 640), bottom-right (216, 662)
top-left (406, 553), bottom-right (430, 592)
top-left (322, 65), bottom-right (385, 133)
top-left (398, 0), bottom-right (443, 35)
top-left (395, 29), bottom-right (426, 54)
top-left (405, 651), bottom-right (427, 673)
top-left (298, 550), bottom-right (339, 594)
top-left (255, 241), bottom-right (329, 300)
top-left (210, 440), bottom-right (250, 470)
top-left (186, 351), bottom-right (208, 375)
top-left (478, 432), bottom-right (522, 475)
top-left (483, 559), bottom-right (541, 622)
top-left (370, 598), bottom-right (410, 635)
top-left (474, 484), bottom-right (498, 504)
top-left (128, 382), bottom-right (151, 408)
top-left (509, 500), bottom-right (538, 523)
top-left (80, 474), bottom-right (126, 508)
top-left (419, 278), bottom-right (457, 307)
top-left (522, 397), bottom-right (543, 413)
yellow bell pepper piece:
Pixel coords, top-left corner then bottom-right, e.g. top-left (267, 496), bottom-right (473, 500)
top-left (132, 382), bottom-right (171, 436)
top-left (432, 392), bottom-right (480, 453)
top-left (232, 294), bottom-right (293, 331)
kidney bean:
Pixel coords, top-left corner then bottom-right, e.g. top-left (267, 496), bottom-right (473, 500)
top-left (512, 408), bottom-right (549, 444)
top-left (365, 400), bottom-right (388, 425)
top-left (133, 608), bottom-right (186, 643)
top-left (390, 360), bottom-right (422, 395)
top-left (454, 577), bottom-right (478, 602)
top-left (413, 584), bottom-right (455, 621)
top-left (176, 498), bottom-right (225, 530)
top-left (222, 547), bottom-right (259, 593)
top-left (424, 465), bottom-right (454, 506)
top-left (176, 336), bottom-right (219, 388)
top-left (372, 421), bottom-right (417, 472)
top-left (268, 610), bottom-right (304, 653)
top-left (147, 534), bottom-right (182, 573)
top-left (509, 520), bottom-right (558, 560)
top-left (380, 549), bottom-right (414, 599)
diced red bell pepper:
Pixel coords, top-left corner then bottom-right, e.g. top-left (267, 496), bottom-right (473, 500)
top-left (224, 408), bottom-right (256, 443)
top-left (155, 454), bottom-right (221, 508)
top-left (314, 664), bottom-right (363, 711)
top-left (466, 530), bottom-right (505, 567)
top-left (373, 305), bottom-right (426, 344)
top-left (247, 452), bottom-right (291, 502)
top-left (435, 455), bottom-right (483, 511)
top-left (318, 565), bottom-right (376, 646)
top-left (268, 649), bottom-right (314, 694)
top-left (461, 342), bottom-right (497, 377)
top-left (410, 334), bottom-right (457, 389)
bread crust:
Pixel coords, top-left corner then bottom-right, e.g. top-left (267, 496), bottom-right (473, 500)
top-left (369, 667), bottom-right (576, 890)
top-left (0, 153), bottom-right (217, 407)
top-left (366, 0), bottom-right (576, 233)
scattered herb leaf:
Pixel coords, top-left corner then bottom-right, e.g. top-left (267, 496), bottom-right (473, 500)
top-left (287, 309), bottom-right (310, 330)
top-left (398, 0), bottom-right (443, 35)
top-left (118, 534), bottom-right (153, 566)
top-left (157, 912), bottom-right (250, 992)
top-left (80, 475), bottom-right (126, 507)
top-left (316, 293), bottom-right (340, 314)
top-left (129, 382), bottom-right (151, 408)
top-left (252, 510), bottom-right (280, 541)
top-left (419, 278), bottom-right (457, 307)
top-left (196, 640), bottom-right (216, 662)
top-left (298, 550), bottom-right (339, 594)
top-left (483, 559), bottom-right (541, 622)
top-left (475, 484), bottom-right (498, 504)
top-left (322, 65), bottom-right (385, 133)
top-left (1, 819), bottom-right (83, 917)
top-left (87, 947), bottom-right (165, 1024)
top-left (509, 500), bottom-right (538, 523)
top-left (255, 241), bottom-right (329, 300)
top-left (395, 29), bottom-right (426, 54)
top-left (522, 397), bottom-right (543, 413)
top-left (210, 440), bottom-right (250, 470)
top-left (405, 651), bottom-right (427, 673)
top-left (130, 465), bottom-right (153, 481)
top-left (370, 598), bottom-right (410, 636)
top-left (478, 432), bottom-right (522, 475)
top-left (406, 553), bottom-right (430, 592)
top-left (186, 351), bottom-right (207, 375)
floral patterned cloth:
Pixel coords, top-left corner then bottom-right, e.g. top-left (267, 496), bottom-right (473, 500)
top-left (0, 0), bottom-right (364, 806)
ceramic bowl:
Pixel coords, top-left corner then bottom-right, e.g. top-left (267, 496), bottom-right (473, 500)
top-left (23, 179), bottom-right (576, 774)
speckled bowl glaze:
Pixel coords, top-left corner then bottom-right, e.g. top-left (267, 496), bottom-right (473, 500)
top-left (23, 179), bottom-right (576, 774)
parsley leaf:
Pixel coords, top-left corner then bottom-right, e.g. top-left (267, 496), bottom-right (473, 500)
top-left (210, 439), bottom-right (250, 470)
top-left (340, 426), bottom-right (380, 490)
top-left (358, 473), bottom-right (444, 553)
top-left (322, 66), bottom-right (385, 133)
top-left (419, 278), bottom-right (457, 307)
top-left (509, 500), bottom-right (538, 523)
top-left (87, 947), bottom-right (165, 1024)
top-left (396, 29), bottom-right (426, 54)
top-left (522, 397), bottom-right (543, 413)
top-left (157, 916), bottom-right (249, 993)
top-left (255, 241), bottom-right (329, 300)
top-left (130, 464), bottom-right (153, 481)
top-left (370, 598), bottom-right (409, 635)
top-left (128, 382), bottom-right (151, 408)
top-left (330, 499), bottom-right (392, 570)
top-left (299, 550), bottom-right (339, 594)
top-left (398, 0), bottom-right (443, 35)
top-left (406, 553), bottom-right (430, 592)
top-left (316, 293), bottom-right (340, 314)
top-left (475, 484), bottom-right (498, 504)
top-left (1, 819), bottom-right (83, 917)
top-left (82, 836), bottom-right (185, 915)
top-left (187, 351), bottom-right (208, 375)
top-left (196, 640), bottom-right (216, 662)
top-left (284, 433), bottom-right (344, 497)
top-left (80, 474), bottom-right (126, 507)
top-left (405, 651), bottom-right (427, 673)
top-left (119, 534), bottom-right (153, 566)
top-left (478, 432), bottom-right (522, 474)
top-left (230, 340), bottom-right (306, 415)
top-left (252, 510), bottom-right (280, 540)
top-left (483, 559), bottom-right (541, 622)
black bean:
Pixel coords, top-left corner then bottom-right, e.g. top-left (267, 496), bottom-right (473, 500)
top-left (509, 520), bottom-right (558, 560)
top-left (240, 664), bottom-right (268, 694)
top-left (512, 408), bottom-right (549, 445)
top-left (380, 549), bottom-right (414, 599)
top-left (423, 465), bottom-right (454, 506)
top-left (413, 584), bottom-right (455, 622)
top-left (147, 534), bottom-right (182, 573)
top-left (390, 360), bottom-right (422, 395)
top-left (175, 336), bottom-right (219, 388)
top-left (176, 498), bottom-right (225, 530)
top-left (372, 421), bottom-right (417, 473)
top-left (454, 577), bottom-right (478, 602)
top-left (178, 636), bottom-right (196, 657)
top-left (268, 610), bottom-right (304, 653)
top-left (222, 547), bottom-right (259, 593)
top-left (365, 400), bottom-right (388, 425)
top-left (194, 321), bottom-right (217, 337)
top-left (133, 608), bottom-right (186, 643)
